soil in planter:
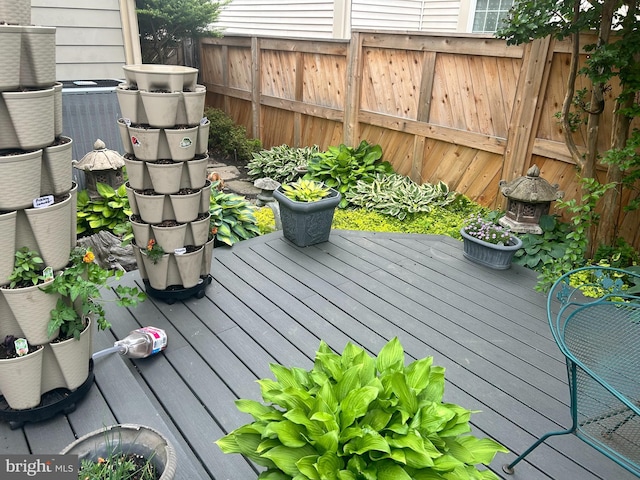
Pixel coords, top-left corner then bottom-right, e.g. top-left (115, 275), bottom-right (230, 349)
top-left (135, 189), bottom-right (161, 196)
top-left (49, 136), bottom-right (71, 147)
top-left (150, 159), bottom-right (177, 165)
top-left (0, 148), bottom-right (39, 157)
top-left (78, 452), bottom-right (160, 480)
top-left (0, 336), bottom-right (42, 359)
top-left (155, 219), bottom-right (183, 228)
top-left (173, 188), bottom-right (199, 195)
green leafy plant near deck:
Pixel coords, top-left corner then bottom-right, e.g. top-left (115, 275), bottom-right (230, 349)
top-left (209, 181), bottom-right (261, 246)
top-left (248, 144), bottom-right (320, 184)
top-left (76, 183), bottom-right (132, 239)
top-left (217, 337), bottom-right (508, 480)
top-left (205, 107), bottom-right (262, 162)
top-left (346, 173), bottom-right (458, 220)
top-left (304, 140), bottom-right (394, 208)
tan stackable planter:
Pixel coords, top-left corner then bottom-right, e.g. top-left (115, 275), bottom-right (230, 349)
top-left (0, 284), bottom-right (60, 345)
top-left (0, 149), bottom-right (42, 210)
top-left (0, 211), bottom-right (17, 286)
top-left (128, 125), bottom-right (161, 161)
top-left (151, 222), bottom-right (188, 253)
top-left (134, 190), bottom-right (166, 224)
top-left (50, 318), bottom-right (93, 390)
top-left (123, 154), bottom-right (152, 190)
top-left (164, 125), bottom-right (198, 161)
top-left (169, 189), bottom-right (200, 223)
top-left (176, 85), bottom-right (206, 126)
top-left (174, 246), bottom-right (204, 289)
top-left (182, 154), bottom-right (208, 189)
top-left (0, 25), bottom-right (22, 90)
top-left (0, 0), bottom-right (31, 25)
top-left (185, 213), bottom-right (211, 247)
top-left (130, 215), bottom-right (151, 248)
top-left (15, 193), bottom-right (73, 272)
top-left (0, 346), bottom-right (44, 410)
top-left (140, 90), bottom-right (181, 128)
top-left (41, 136), bottom-right (73, 195)
top-left (147, 160), bottom-right (183, 194)
top-left (2, 87), bottom-right (55, 150)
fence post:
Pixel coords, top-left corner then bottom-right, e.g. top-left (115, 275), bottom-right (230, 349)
top-left (251, 36), bottom-right (261, 140)
top-left (344, 31), bottom-right (363, 146)
top-left (502, 36), bottom-right (553, 184)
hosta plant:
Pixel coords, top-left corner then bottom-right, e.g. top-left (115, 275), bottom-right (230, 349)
top-left (209, 181), bottom-right (261, 246)
top-left (304, 140), bottom-right (394, 208)
top-left (76, 183), bottom-right (132, 238)
top-left (216, 338), bottom-right (508, 479)
top-left (248, 145), bottom-right (320, 184)
top-left (280, 179), bottom-right (331, 202)
top-left (346, 173), bottom-right (457, 220)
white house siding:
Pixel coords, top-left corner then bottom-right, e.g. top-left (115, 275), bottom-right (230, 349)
top-left (31, 0), bottom-right (126, 80)
top-left (216, 0), bottom-right (335, 38)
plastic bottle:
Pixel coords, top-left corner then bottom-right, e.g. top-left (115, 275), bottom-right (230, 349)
top-left (113, 326), bottom-right (168, 359)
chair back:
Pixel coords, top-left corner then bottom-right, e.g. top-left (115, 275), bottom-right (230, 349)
top-left (547, 266), bottom-right (640, 474)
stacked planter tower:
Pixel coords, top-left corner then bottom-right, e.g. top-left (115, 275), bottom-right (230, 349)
top-left (116, 65), bottom-right (213, 302)
top-left (0, 0), bottom-right (93, 424)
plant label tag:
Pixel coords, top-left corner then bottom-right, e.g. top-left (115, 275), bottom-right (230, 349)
top-left (179, 137), bottom-right (192, 148)
top-left (123, 117), bottom-right (131, 126)
top-left (33, 195), bottom-right (54, 208)
top-left (14, 338), bottom-right (28, 356)
top-left (43, 266), bottom-right (54, 282)
top-left (200, 117), bottom-right (208, 125)
top-left (174, 248), bottom-right (186, 255)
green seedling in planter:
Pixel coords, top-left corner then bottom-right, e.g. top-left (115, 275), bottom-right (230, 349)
top-left (76, 183), bottom-right (132, 238)
top-left (281, 179), bottom-right (331, 202)
top-left (304, 140), bottom-right (394, 208)
top-left (6, 247), bottom-right (46, 288)
top-left (209, 181), bottom-right (261, 246)
top-left (217, 337), bottom-right (508, 479)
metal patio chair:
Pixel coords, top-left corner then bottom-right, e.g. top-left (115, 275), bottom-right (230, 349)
top-left (504, 266), bottom-right (640, 477)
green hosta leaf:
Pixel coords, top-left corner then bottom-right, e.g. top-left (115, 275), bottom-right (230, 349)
top-left (314, 381), bottom-right (339, 415)
top-left (96, 182), bottom-right (116, 198)
top-left (405, 356), bottom-right (433, 393)
top-left (375, 460), bottom-right (412, 480)
top-left (258, 470), bottom-right (291, 480)
top-left (421, 366), bottom-right (446, 403)
top-left (313, 429), bottom-right (339, 454)
top-left (376, 337), bottom-right (405, 374)
top-left (417, 402), bottom-right (455, 434)
top-left (261, 445), bottom-right (319, 477)
top-left (310, 411), bottom-right (339, 432)
top-left (271, 363), bottom-right (306, 390)
top-left (340, 386), bottom-right (379, 429)
top-left (236, 399), bottom-right (284, 422)
top-left (317, 452), bottom-right (343, 479)
top-left (264, 420), bottom-right (308, 448)
top-left (284, 408), bottom-right (326, 439)
top-left (335, 365), bottom-right (363, 402)
top-left (343, 428), bottom-right (390, 456)
top-left (296, 455), bottom-right (320, 479)
top-left (456, 436), bottom-right (508, 465)
top-left (390, 371), bottom-right (418, 416)
top-left (431, 454), bottom-right (464, 472)
top-left (360, 408), bottom-right (392, 431)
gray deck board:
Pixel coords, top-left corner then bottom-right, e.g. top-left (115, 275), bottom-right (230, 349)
top-left (1, 230), bottom-right (637, 480)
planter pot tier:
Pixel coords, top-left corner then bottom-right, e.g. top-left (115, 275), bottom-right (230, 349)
top-left (0, 345), bottom-right (44, 410)
top-left (0, 0), bottom-right (31, 25)
top-left (0, 284), bottom-right (60, 345)
top-left (460, 228), bottom-right (523, 270)
top-left (174, 246), bottom-right (204, 289)
top-left (50, 318), bottom-right (92, 390)
top-left (60, 424), bottom-right (178, 480)
top-left (151, 222), bottom-right (188, 253)
top-left (0, 87), bottom-right (55, 150)
top-left (117, 117), bottom-right (134, 154)
top-left (41, 136), bottom-right (73, 195)
top-left (185, 213), bottom-right (211, 247)
top-left (139, 91), bottom-right (182, 128)
top-left (0, 149), bottom-right (42, 210)
top-left (164, 126), bottom-right (198, 161)
top-left (117, 85), bottom-right (148, 125)
top-left (130, 215), bottom-right (152, 250)
top-left (147, 160), bottom-right (183, 194)
top-left (0, 25), bottom-right (22, 90)
top-left (170, 190), bottom-right (201, 223)
top-left (182, 154), bottom-right (208, 190)
top-left (123, 155), bottom-right (152, 190)
top-left (15, 192), bottom-right (74, 272)
top-left (0, 211), bottom-right (17, 286)
top-left (273, 186), bottom-right (341, 247)
top-left (133, 190), bottom-right (167, 224)
top-left (19, 26), bottom-right (56, 88)
top-left (176, 85), bottom-right (206, 126)
top-left (122, 64), bottom-right (198, 93)
top-left (197, 118), bottom-right (210, 155)
top-left (128, 125), bottom-right (162, 161)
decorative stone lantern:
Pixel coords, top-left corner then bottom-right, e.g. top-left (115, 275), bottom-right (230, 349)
top-left (499, 165), bottom-right (563, 234)
top-left (73, 139), bottom-right (126, 198)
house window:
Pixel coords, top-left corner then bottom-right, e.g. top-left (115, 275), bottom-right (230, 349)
top-left (472, 0), bottom-right (513, 33)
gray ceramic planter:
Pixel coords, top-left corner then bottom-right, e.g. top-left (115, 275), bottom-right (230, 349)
top-left (460, 228), bottom-right (522, 270)
top-left (273, 186), bottom-right (341, 247)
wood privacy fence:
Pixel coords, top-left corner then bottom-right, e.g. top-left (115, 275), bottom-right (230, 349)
top-left (199, 31), bottom-right (639, 249)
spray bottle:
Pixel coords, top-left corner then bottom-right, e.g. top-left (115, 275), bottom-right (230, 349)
top-left (93, 326), bottom-right (168, 360)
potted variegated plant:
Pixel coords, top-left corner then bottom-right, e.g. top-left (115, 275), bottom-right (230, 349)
top-left (216, 338), bottom-right (508, 479)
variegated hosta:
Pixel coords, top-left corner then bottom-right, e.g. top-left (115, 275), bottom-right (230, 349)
top-left (216, 338), bottom-right (508, 480)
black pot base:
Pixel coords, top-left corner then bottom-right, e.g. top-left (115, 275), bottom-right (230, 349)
top-left (143, 275), bottom-right (212, 304)
top-left (0, 360), bottom-right (94, 430)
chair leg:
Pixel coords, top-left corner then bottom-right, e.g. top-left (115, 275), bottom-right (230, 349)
top-left (503, 428), bottom-right (575, 474)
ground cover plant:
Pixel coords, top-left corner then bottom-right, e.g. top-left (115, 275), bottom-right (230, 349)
top-left (217, 337), bottom-right (508, 479)
top-left (205, 107), bottom-right (262, 163)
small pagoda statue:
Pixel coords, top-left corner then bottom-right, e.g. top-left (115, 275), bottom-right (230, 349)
top-left (73, 139), bottom-right (125, 198)
top-left (499, 165), bottom-right (563, 234)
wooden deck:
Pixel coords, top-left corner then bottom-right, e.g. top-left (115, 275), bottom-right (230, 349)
top-left (1, 230), bottom-right (637, 480)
